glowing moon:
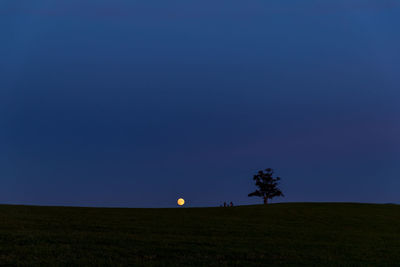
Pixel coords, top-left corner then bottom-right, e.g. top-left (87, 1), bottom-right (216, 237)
top-left (177, 198), bottom-right (185, 206)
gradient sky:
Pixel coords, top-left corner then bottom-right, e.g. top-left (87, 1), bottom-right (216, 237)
top-left (1, 0), bottom-right (399, 207)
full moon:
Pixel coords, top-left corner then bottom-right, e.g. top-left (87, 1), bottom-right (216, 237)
top-left (177, 198), bottom-right (185, 206)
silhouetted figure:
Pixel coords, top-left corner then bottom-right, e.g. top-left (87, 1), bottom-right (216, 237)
top-left (230, 202), bottom-right (233, 207)
top-left (223, 202), bottom-right (227, 207)
top-left (248, 168), bottom-right (284, 205)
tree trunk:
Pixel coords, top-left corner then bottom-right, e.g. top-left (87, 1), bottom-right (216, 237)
top-left (264, 196), bottom-right (268, 205)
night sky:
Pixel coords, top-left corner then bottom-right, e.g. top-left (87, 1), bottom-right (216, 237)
top-left (1, 0), bottom-right (399, 207)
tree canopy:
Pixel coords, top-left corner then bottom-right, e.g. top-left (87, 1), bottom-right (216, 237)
top-left (248, 168), bottom-right (284, 204)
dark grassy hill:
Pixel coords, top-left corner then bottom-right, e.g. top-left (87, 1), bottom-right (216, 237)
top-left (0, 203), bottom-right (399, 266)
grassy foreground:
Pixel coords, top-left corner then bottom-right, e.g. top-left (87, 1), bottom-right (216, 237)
top-left (0, 203), bottom-right (399, 266)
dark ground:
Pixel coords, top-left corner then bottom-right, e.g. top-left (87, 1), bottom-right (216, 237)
top-left (0, 203), bottom-right (399, 266)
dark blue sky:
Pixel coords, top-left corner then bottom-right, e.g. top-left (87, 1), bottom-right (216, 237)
top-left (1, 0), bottom-right (399, 207)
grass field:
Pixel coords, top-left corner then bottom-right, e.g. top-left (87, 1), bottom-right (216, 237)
top-left (0, 203), bottom-right (399, 266)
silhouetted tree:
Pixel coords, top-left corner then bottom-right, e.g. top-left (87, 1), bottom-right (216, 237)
top-left (248, 168), bottom-right (284, 205)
